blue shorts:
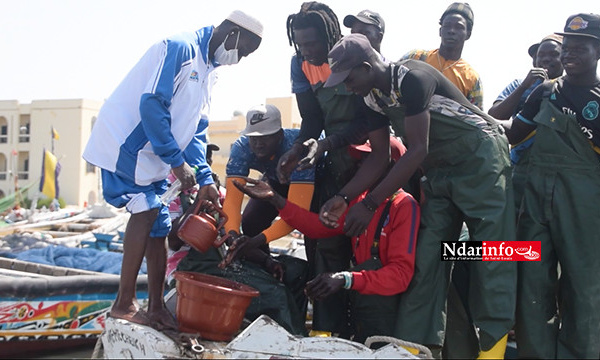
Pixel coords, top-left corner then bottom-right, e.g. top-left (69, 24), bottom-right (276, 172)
top-left (101, 170), bottom-right (171, 237)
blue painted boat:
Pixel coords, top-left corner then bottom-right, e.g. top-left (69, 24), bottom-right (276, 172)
top-left (0, 257), bottom-right (148, 357)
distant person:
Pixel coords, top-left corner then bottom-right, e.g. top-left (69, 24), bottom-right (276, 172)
top-left (402, 2), bottom-right (483, 110)
top-left (234, 137), bottom-right (420, 344)
top-left (321, 33), bottom-right (516, 359)
top-left (503, 13), bottom-right (600, 359)
top-left (82, 10), bottom-right (262, 331)
top-left (343, 10), bottom-right (385, 54)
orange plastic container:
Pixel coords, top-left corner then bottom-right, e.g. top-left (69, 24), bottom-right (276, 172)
top-left (174, 271), bottom-right (259, 341)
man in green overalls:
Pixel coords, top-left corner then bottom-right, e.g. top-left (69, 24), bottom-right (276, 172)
top-left (503, 13), bottom-right (600, 359)
top-left (274, 2), bottom-right (390, 336)
top-left (320, 34), bottom-right (516, 359)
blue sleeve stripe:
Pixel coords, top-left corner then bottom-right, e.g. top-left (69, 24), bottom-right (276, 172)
top-left (152, 40), bottom-right (192, 98)
top-left (407, 198), bottom-right (418, 254)
top-left (151, 40), bottom-right (168, 93)
top-left (516, 113), bottom-right (535, 125)
top-left (115, 123), bottom-right (149, 182)
top-left (139, 93), bottom-right (182, 166)
top-left (196, 26), bottom-right (213, 64)
top-left (183, 118), bottom-right (213, 185)
top-left (139, 38), bottom-right (196, 167)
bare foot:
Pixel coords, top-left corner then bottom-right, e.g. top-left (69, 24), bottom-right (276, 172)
top-left (110, 306), bottom-right (152, 327)
top-left (146, 307), bottom-right (179, 331)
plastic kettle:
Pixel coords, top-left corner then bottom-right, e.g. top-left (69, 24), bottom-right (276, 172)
top-left (177, 200), bottom-right (228, 253)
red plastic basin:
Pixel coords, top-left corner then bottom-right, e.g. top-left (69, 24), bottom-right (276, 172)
top-left (174, 271), bottom-right (259, 341)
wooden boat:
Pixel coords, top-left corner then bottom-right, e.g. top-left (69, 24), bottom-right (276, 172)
top-left (0, 257), bottom-right (148, 357)
top-left (98, 315), bottom-right (431, 359)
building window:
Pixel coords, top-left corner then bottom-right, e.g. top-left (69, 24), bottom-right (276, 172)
top-left (18, 153), bottom-right (29, 180)
top-left (19, 116), bottom-right (30, 143)
top-left (86, 161), bottom-right (95, 173)
top-left (0, 125), bottom-right (7, 144)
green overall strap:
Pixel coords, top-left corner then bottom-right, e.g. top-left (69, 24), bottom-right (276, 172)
top-left (370, 200), bottom-right (393, 259)
top-left (350, 199), bottom-right (392, 266)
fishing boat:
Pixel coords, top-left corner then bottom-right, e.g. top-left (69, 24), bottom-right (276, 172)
top-left (96, 271), bottom-right (432, 359)
top-left (0, 256), bottom-right (148, 357)
top-left (98, 314), bottom-right (431, 359)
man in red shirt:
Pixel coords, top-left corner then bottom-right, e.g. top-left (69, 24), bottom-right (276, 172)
top-left (230, 137), bottom-right (420, 344)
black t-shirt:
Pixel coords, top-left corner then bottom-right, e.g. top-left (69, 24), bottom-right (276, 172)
top-left (518, 77), bottom-right (600, 148)
top-left (364, 60), bottom-right (496, 128)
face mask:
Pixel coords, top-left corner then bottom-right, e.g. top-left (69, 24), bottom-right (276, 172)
top-left (214, 31), bottom-right (240, 65)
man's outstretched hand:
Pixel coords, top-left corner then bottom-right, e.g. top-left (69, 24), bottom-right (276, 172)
top-left (232, 177), bottom-right (275, 201)
top-left (296, 138), bottom-right (324, 171)
top-left (277, 143), bottom-right (304, 184)
top-left (319, 195), bottom-right (347, 228)
top-left (305, 272), bottom-right (345, 301)
top-left (219, 234), bottom-right (267, 269)
top-left (342, 202), bottom-right (375, 237)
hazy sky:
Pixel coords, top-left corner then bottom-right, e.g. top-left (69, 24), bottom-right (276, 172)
top-left (1, 0), bottom-right (596, 120)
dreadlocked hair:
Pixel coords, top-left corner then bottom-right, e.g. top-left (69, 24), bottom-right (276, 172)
top-left (286, 1), bottom-right (341, 55)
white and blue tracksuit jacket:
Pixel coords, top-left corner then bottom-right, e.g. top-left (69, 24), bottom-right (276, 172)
top-left (83, 25), bottom-right (219, 188)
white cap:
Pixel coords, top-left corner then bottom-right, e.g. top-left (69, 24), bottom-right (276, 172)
top-left (226, 10), bottom-right (263, 38)
top-left (241, 104), bottom-right (282, 136)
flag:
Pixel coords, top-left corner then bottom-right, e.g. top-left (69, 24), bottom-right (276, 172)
top-left (52, 126), bottom-right (60, 140)
top-left (40, 149), bottom-right (61, 199)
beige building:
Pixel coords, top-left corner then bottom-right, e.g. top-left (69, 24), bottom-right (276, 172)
top-left (0, 99), bottom-right (102, 208)
top-left (0, 96), bottom-right (300, 207)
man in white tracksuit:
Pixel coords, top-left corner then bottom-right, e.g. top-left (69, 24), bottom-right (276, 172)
top-left (83, 10), bottom-right (262, 331)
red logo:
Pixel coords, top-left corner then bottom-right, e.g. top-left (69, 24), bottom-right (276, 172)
top-left (482, 241), bottom-right (540, 261)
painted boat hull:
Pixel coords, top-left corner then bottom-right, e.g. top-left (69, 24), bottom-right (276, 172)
top-left (0, 258), bottom-right (148, 357)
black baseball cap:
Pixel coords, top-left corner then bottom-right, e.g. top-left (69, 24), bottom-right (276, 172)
top-left (324, 34), bottom-right (376, 88)
top-left (556, 13), bottom-right (600, 41)
top-left (343, 10), bottom-right (385, 33)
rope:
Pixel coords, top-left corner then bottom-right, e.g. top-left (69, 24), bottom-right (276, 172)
top-left (91, 336), bottom-right (104, 359)
top-left (365, 335), bottom-right (434, 359)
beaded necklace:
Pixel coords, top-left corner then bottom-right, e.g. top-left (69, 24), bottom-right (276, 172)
top-left (436, 52), bottom-right (461, 72)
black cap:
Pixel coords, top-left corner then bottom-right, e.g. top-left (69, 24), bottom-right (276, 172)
top-left (324, 34), bottom-right (376, 88)
top-left (207, 143), bottom-right (220, 152)
top-left (343, 10), bottom-right (385, 33)
top-left (556, 13), bottom-right (600, 41)
top-left (440, 2), bottom-right (474, 31)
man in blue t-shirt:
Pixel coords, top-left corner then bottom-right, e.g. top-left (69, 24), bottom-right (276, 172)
top-left (222, 104), bottom-right (315, 262)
